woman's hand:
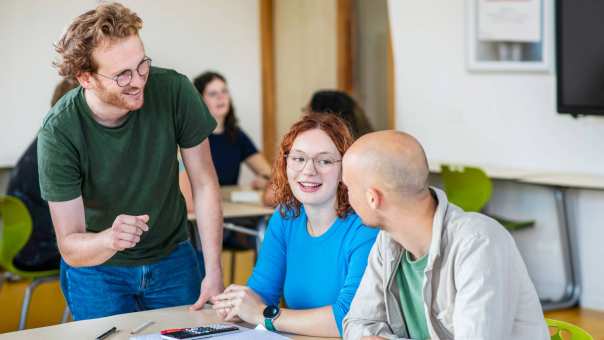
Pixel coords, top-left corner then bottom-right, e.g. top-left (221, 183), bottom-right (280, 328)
top-left (215, 307), bottom-right (242, 323)
top-left (211, 284), bottom-right (267, 324)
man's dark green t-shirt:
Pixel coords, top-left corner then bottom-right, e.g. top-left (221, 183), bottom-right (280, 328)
top-left (37, 67), bottom-right (216, 266)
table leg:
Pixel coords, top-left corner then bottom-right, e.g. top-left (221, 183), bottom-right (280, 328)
top-left (541, 187), bottom-right (581, 311)
top-left (223, 223), bottom-right (259, 237)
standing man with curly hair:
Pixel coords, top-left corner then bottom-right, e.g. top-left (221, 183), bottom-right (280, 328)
top-left (37, 2), bottom-right (224, 320)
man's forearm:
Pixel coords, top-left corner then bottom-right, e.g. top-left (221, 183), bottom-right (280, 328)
top-left (49, 198), bottom-right (147, 268)
top-left (59, 230), bottom-right (116, 267)
top-left (194, 182), bottom-right (223, 275)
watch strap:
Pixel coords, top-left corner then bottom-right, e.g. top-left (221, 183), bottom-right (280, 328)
top-left (264, 317), bottom-right (276, 331)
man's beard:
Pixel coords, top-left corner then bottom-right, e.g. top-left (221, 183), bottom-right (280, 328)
top-left (96, 81), bottom-right (145, 112)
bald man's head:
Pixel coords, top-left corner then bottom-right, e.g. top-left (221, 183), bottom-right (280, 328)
top-left (343, 130), bottom-right (430, 198)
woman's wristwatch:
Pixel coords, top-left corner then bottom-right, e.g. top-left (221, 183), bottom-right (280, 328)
top-left (263, 305), bottom-right (281, 331)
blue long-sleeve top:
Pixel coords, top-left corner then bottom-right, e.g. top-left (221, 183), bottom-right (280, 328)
top-left (248, 206), bottom-right (379, 335)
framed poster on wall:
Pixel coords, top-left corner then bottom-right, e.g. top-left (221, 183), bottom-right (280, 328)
top-left (466, 0), bottom-right (550, 72)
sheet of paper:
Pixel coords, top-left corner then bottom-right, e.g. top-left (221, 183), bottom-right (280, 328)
top-left (129, 327), bottom-right (291, 340)
top-left (221, 329), bottom-right (291, 340)
top-left (129, 333), bottom-right (162, 340)
top-left (477, 0), bottom-right (541, 42)
top-left (230, 190), bottom-right (262, 204)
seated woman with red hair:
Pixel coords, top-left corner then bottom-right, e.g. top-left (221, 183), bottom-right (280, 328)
top-left (210, 113), bottom-right (378, 337)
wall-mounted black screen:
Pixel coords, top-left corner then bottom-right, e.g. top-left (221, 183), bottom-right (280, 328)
top-left (556, 0), bottom-right (604, 116)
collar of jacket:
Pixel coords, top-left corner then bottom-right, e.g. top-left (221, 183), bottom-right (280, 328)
top-left (381, 186), bottom-right (450, 337)
top-left (383, 186), bottom-right (449, 273)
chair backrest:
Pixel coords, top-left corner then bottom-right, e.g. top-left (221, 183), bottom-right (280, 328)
top-left (440, 165), bottom-right (492, 212)
top-left (547, 318), bottom-right (593, 340)
top-left (0, 195), bottom-right (33, 273)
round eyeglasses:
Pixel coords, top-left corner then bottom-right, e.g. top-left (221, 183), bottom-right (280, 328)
top-left (286, 152), bottom-right (342, 172)
top-left (94, 57), bottom-right (152, 87)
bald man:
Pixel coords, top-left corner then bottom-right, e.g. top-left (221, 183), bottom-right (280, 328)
top-left (341, 131), bottom-right (548, 340)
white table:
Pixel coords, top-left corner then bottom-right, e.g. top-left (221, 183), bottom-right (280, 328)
top-left (520, 173), bottom-right (604, 190)
top-left (0, 305), bottom-right (324, 340)
top-left (429, 159), bottom-right (537, 180)
top-left (430, 160), bottom-right (604, 310)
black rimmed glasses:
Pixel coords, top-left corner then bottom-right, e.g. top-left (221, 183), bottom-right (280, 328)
top-left (285, 152), bottom-right (342, 172)
top-left (94, 57), bottom-right (152, 87)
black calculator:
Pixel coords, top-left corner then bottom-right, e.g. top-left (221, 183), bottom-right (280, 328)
top-left (160, 324), bottom-right (241, 340)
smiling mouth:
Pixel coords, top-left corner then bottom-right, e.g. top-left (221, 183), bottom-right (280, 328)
top-left (124, 89), bottom-right (142, 96)
top-left (298, 181), bottom-right (322, 193)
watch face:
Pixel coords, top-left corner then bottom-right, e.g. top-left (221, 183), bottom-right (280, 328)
top-left (263, 305), bottom-right (280, 318)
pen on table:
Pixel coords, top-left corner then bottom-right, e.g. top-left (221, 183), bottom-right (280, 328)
top-left (161, 328), bottom-right (186, 334)
top-left (96, 326), bottom-right (117, 340)
top-left (131, 320), bottom-right (154, 334)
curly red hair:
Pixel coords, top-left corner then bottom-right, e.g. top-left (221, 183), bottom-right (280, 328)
top-left (272, 112), bottom-right (354, 218)
top-left (54, 2), bottom-right (143, 80)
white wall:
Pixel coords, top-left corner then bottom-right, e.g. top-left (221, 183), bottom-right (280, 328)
top-left (388, 0), bottom-right (604, 309)
top-left (0, 0), bottom-right (262, 170)
top-left (388, 0), bottom-right (604, 175)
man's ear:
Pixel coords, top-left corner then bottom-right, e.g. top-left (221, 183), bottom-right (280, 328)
top-left (366, 187), bottom-right (382, 210)
top-left (76, 72), bottom-right (94, 89)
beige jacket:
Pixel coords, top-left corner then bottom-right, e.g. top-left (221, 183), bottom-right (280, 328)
top-left (343, 188), bottom-right (549, 340)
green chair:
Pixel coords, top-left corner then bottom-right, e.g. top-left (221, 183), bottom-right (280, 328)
top-left (440, 165), bottom-right (535, 231)
top-left (0, 195), bottom-right (63, 330)
top-left (547, 318), bottom-right (593, 340)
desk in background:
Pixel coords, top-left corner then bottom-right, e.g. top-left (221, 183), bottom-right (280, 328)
top-left (187, 186), bottom-right (274, 219)
top-left (187, 186), bottom-right (274, 247)
top-left (0, 305), bottom-right (325, 340)
top-left (429, 160), bottom-right (604, 311)
top-left (187, 186), bottom-right (274, 283)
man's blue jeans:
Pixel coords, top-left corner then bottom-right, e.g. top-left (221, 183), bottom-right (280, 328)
top-left (60, 240), bottom-right (204, 320)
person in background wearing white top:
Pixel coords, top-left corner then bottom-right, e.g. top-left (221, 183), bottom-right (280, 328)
top-left (342, 130), bottom-right (549, 340)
